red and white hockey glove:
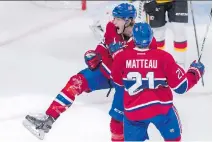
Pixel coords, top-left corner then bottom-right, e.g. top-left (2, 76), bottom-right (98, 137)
top-left (187, 60), bottom-right (205, 82)
top-left (84, 50), bottom-right (102, 71)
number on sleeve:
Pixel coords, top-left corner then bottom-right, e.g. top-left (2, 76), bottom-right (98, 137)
top-left (176, 68), bottom-right (184, 79)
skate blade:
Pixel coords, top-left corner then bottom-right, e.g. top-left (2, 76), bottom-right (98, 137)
top-left (23, 119), bottom-right (45, 140)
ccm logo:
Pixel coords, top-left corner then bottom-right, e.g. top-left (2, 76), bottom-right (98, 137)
top-left (175, 13), bottom-right (188, 16)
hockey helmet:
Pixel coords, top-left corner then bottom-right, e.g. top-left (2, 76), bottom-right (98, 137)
top-left (132, 22), bottom-right (153, 48)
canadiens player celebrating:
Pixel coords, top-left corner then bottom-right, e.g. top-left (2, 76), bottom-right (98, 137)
top-left (23, 3), bottom-right (156, 141)
top-left (144, 0), bottom-right (188, 67)
top-left (111, 22), bottom-right (204, 141)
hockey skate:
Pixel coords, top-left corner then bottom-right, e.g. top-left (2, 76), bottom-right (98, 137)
top-left (23, 114), bottom-right (55, 140)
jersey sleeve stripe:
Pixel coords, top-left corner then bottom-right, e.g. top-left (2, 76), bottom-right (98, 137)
top-left (172, 78), bottom-right (188, 94)
top-left (101, 62), bottom-right (111, 74)
top-left (55, 92), bottom-right (73, 106)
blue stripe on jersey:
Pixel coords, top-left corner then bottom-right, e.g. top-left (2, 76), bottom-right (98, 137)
top-left (56, 94), bottom-right (72, 106)
top-left (123, 79), bottom-right (167, 90)
top-left (173, 79), bottom-right (188, 94)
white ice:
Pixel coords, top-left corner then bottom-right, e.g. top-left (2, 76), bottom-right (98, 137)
top-left (0, 1), bottom-right (211, 142)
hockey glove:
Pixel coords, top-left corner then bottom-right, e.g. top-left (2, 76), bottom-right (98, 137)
top-left (187, 60), bottom-right (205, 82)
top-left (84, 50), bottom-right (102, 71)
top-left (108, 42), bottom-right (123, 56)
top-left (23, 114), bottom-right (56, 140)
top-left (143, 0), bottom-right (158, 15)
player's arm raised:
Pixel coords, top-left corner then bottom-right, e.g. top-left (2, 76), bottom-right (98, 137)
top-left (164, 53), bottom-right (205, 94)
top-left (84, 21), bottom-right (122, 71)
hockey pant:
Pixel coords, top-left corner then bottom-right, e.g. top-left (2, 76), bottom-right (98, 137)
top-left (123, 106), bottom-right (182, 141)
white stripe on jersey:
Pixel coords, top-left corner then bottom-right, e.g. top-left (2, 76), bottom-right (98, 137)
top-left (123, 78), bottom-right (166, 81)
top-left (114, 81), bottom-right (123, 87)
top-left (55, 99), bottom-right (66, 107)
top-left (125, 100), bottom-right (173, 111)
top-left (60, 92), bottom-right (74, 104)
top-left (101, 62), bottom-right (111, 73)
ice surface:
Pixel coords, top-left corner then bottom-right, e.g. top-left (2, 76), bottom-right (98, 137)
top-left (0, 1), bottom-right (211, 142)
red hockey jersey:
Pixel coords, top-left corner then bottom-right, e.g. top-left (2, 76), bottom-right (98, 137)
top-left (95, 22), bottom-right (157, 79)
top-left (111, 47), bottom-right (199, 121)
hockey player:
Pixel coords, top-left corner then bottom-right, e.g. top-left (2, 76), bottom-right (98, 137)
top-left (23, 3), bottom-right (157, 141)
top-left (111, 22), bottom-right (204, 141)
top-left (143, 0), bottom-right (188, 67)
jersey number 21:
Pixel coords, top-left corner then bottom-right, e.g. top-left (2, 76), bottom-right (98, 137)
top-left (127, 72), bottom-right (154, 96)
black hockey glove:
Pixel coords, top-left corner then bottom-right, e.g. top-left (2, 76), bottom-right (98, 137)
top-left (143, 0), bottom-right (158, 15)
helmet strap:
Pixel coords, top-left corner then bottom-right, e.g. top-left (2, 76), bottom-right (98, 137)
top-left (122, 19), bottom-right (131, 33)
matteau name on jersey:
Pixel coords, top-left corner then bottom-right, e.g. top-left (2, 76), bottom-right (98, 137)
top-left (126, 59), bottom-right (157, 69)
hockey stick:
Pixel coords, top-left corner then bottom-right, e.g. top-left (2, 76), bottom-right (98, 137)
top-left (144, 1), bottom-right (150, 24)
top-left (138, 1), bottom-right (144, 21)
top-left (198, 8), bottom-right (212, 62)
top-left (106, 80), bottom-right (112, 97)
top-left (138, 0), bottom-right (150, 23)
top-left (189, 1), bottom-right (204, 86)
